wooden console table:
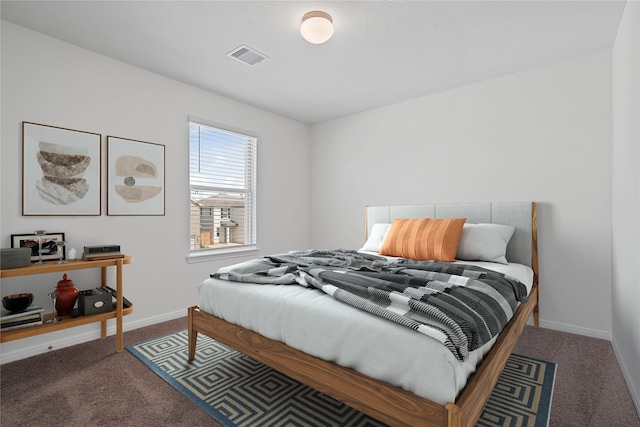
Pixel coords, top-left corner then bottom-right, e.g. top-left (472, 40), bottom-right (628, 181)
top-left (1, 256), bottom-right (134, 351)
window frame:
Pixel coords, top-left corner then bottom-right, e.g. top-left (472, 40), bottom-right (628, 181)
top-left (187, 117), bottom-right (259, 263)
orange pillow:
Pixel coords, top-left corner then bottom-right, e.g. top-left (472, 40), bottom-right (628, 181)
top-left (380, 218), bottom-right (466, 261)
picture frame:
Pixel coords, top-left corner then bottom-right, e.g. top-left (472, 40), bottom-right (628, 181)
top-left (22, 122), bottom-right (101, 216)
top-left (107, 136), bottom-right (165, 216)
top-left (11, 232), bottom-right (66, 263)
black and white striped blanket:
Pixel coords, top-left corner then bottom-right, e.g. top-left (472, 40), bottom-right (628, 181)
top-left (211, 249), bottom-right (528, 361)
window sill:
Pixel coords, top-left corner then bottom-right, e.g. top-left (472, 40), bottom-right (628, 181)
top-left (186, 246), bottom-right (259, 264)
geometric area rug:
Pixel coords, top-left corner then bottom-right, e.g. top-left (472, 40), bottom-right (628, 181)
top-left (127, 330), bottom-right (556, 427)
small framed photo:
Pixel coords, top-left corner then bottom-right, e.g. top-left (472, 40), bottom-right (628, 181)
top-left (107, 136), bottom-right (165, 215)
top-left (22, 122), bottom-right (101, 216)
top-left (11, 232), bottom-right (66, 262)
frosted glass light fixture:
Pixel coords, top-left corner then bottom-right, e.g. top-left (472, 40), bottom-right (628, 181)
top-left (300, 11), bottom-right (334, 44)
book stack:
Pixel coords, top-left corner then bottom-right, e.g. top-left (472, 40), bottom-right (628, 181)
top-left (82, 245), bottom-right (124, 261)
top-left (1, 306), bottom-right (45, 331)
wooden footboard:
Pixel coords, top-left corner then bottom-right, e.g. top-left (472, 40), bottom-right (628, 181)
top-left (188, 282), bottom-right (538, 427)
top-left (188, 305), bottom-right (449, 427)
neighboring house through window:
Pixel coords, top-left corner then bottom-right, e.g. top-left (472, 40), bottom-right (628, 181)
top-left (189, 119), bottom-right (257, 258)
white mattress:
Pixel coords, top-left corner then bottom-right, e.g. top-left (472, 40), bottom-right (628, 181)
top-left (198, 259), bottom-right (533, 405)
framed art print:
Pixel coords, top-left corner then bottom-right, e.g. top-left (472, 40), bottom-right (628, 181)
top-left (107, 136), bottom-right (165, 215)
top-left (11, 232), bottom-right (66, 262)
top-left (22, 122), bottom-right (101, 215)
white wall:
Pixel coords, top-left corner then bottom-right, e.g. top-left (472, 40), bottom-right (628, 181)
top-left (0, 21), bottom-right (311, 362)
top-left (309, 51), bottom-right (613, 339)
top-left (612, 1), bottom-right (640, 413)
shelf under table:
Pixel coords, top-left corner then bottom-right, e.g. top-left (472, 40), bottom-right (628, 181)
top-left (1, 306), bottom-right (134, 343)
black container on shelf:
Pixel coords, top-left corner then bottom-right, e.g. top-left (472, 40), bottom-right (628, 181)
top-left (78, 288), bottom-right (112, 316)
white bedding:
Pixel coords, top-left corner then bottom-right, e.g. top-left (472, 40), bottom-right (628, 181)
top-left (198, 259), bottom-right (533, 405)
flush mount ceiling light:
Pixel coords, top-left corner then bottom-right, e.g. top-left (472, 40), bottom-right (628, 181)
top-left (300, 11), bottom-right (334, 44)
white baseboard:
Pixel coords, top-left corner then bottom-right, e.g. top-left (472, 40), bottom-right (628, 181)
top-left (0, 309), bottom-right (186, 365)
top-left (1, 312), bottom-right (616, 365)
top-left (527, 317), bottom-right (612, 341)
top-left (611, 339), bottom-right (640, 418)
top-left (119, 308), bottom-right (186, 332)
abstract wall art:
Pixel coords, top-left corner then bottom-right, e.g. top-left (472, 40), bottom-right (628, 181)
top-left (22, 122), bottom-right (101, 215)
top-left (107, 136), bottom-right (165, 215)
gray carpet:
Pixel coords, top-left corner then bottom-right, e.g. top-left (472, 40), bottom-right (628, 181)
top-left (1, 318), bottom-right (639, 427)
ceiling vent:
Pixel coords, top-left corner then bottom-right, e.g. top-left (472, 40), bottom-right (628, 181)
top-left (227, 45), bottom-right (269, 66)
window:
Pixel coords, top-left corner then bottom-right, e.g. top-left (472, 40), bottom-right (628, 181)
top-left (189, 120), bottom-right (257, 256)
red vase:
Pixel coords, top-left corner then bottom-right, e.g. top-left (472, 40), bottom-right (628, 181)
top-left (54, 274), bottom-right (79, 315)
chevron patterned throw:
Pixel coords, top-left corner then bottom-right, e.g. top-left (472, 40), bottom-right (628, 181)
top-left (128, 330), bottom-right (555, 427)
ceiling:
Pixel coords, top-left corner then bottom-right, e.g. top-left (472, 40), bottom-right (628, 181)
top-left (1, 1), bottom-right (627, 124)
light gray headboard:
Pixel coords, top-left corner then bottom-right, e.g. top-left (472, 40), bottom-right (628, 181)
top-left (365, 202), bottom-right (538, 270)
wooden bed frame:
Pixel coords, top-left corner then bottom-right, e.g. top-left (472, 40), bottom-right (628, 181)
top-left (188, 202), bottom-right (539, 427)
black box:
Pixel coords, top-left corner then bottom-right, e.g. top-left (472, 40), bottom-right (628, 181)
top-left (83, 245), bottom-right (120, 255)
top-left (78, 289), bottom-right (112, 316)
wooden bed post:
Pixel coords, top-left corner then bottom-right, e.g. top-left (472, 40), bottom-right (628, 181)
top-left (531, 202), bottom-right (540, 328)
top-left (445, 403), bottom-right (463, 427)
top-left (188, 305), bottom-right (197, 361)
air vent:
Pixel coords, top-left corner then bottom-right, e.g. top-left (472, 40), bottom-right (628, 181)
top-left (227, 45), bottom-right (269, 66)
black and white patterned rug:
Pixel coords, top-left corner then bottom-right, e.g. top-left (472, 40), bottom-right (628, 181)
top-left (127, 330), bottom-right (555, 427)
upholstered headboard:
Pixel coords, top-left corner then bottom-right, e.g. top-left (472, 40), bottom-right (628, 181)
top-left (365, 202), bottom-right (537, 270)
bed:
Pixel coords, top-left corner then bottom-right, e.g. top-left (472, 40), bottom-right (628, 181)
top-left (188, 201), bottom-right (539, 427)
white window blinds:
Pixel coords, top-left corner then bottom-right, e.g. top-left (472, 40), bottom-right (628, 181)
top-left (189, 121), bottom-right (257, 252)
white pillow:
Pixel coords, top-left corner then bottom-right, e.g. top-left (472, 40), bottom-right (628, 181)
top-left (456, 223), bottom-right (515, 264)
top-left (360, 223), bottom-right (391, 252)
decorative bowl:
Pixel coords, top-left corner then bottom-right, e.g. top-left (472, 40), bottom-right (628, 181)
top-left (2, 293), bottom-right (34, 313)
